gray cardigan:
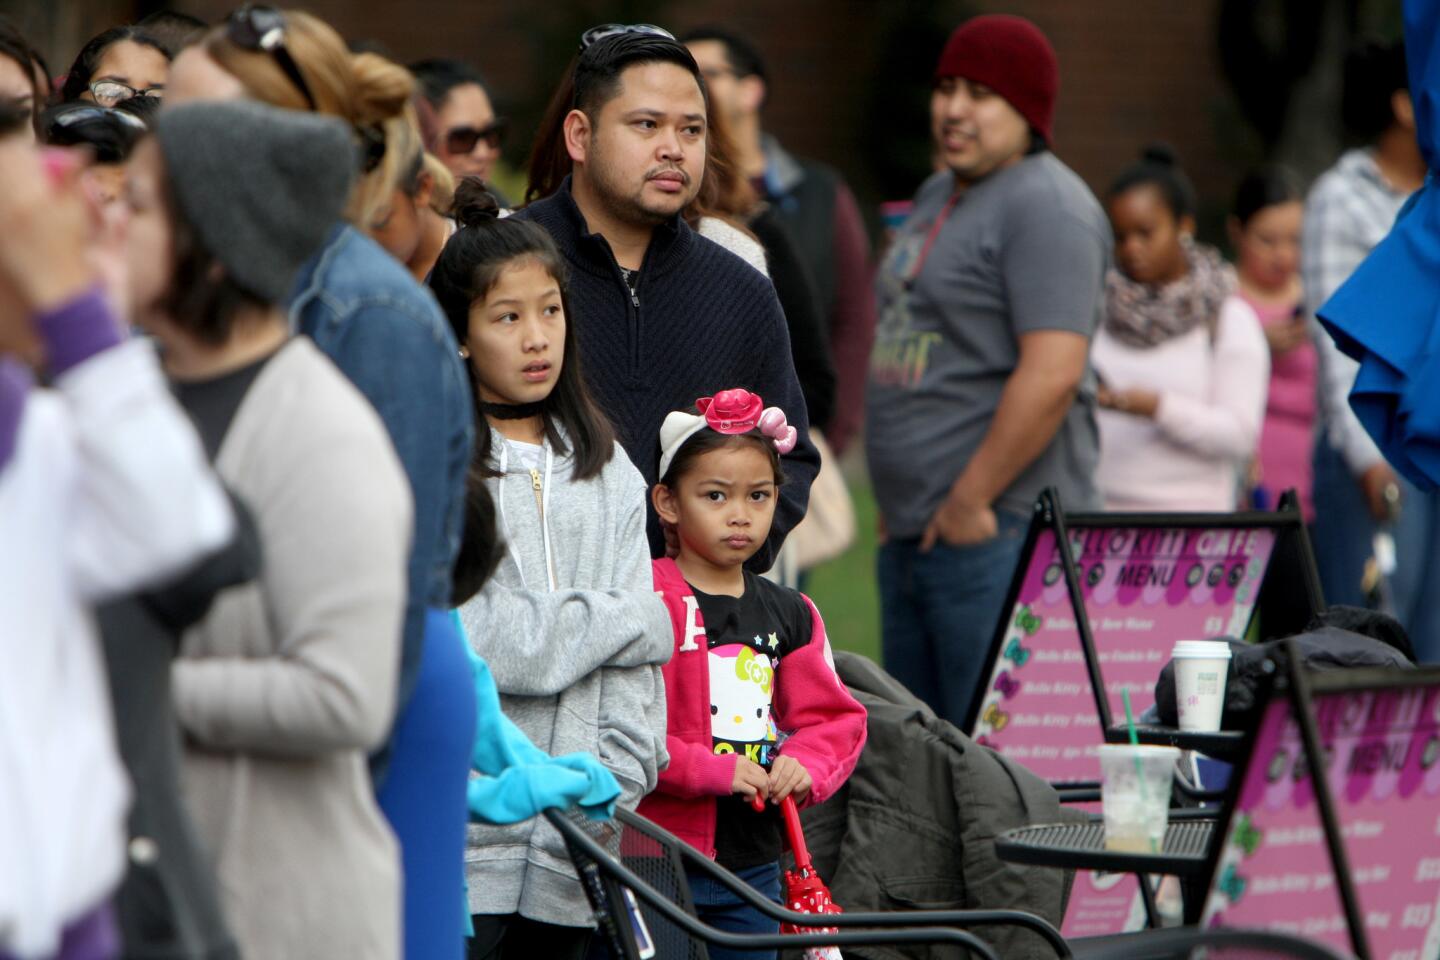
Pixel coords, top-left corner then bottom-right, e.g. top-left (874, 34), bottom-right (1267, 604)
top-left (173, 338), bottom-right (412, 960)
top-left (459, 433), bottom-right (670, 925)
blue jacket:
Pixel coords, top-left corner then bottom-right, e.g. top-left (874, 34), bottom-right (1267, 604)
top-left (289, 225), bottom-right (474, 716)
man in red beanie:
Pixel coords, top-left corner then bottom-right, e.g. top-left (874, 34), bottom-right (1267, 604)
top-left (865, 15), bottom-right (1111, 728)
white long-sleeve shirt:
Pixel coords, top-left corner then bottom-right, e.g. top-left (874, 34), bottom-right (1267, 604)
top-left (1094, 296), bottom-right (1270, 512)
top-left (0, 292), bottom-right (232, 959)
top-left (1302, 148), bottom-right (1412, 476)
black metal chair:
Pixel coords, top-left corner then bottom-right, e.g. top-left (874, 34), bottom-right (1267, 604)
top-left (1070, 925), bottom-right (1356, 959)
top-left (544, 807), bottom-right (1073, 960)
top-left (1050, 771), bottom-right (1225, 929)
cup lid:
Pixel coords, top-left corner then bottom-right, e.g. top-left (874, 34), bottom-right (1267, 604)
top-left (1171, 639), bottom-right (1233, 658)
top-left (1098, 743), bottom-right (1181, 759)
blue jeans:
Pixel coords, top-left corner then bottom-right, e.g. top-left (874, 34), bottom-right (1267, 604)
top-left (1390, 473), bottom-right (1440, 662)
top-left (1312, 439), bottom-right (1440, 661)
top-left (1311, 439), bottom-right (1375, 610)
top-left (877, 510), bottom-right (1029, 730)
top-left (685, 861), bottom-right (782, 960)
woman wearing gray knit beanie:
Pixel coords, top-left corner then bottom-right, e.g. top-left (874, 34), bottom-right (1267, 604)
top-left (170, 19), bottom-right (480, 959)
top-left (128, 98), bottom-right (411, 960)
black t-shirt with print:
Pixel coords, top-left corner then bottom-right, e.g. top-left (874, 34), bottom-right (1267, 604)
top-left (690, 570), bottom-right (813, 870)
top-left (172, 350), bottom-right (279, 461)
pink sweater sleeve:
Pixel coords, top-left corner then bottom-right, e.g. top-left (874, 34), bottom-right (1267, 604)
top-left (1153, 297), bottom-right (1270, 460)
top-left (656, 734), bottom-right (738, 799)
top-left (773, 596), bottom-right (867, 808)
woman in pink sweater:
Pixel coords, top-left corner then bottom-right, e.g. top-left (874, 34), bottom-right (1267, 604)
top-left (1093, 147), bottom-right (1269, 512)
top-left (1228, 168), bottom-right (1316, 518)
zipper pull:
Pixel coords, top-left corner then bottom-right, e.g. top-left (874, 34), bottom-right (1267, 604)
top-left (529, 468), bottom-right (542, 492)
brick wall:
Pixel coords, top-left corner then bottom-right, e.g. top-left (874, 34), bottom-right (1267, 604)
top-left (977, 1), bottom-right (1236, 203)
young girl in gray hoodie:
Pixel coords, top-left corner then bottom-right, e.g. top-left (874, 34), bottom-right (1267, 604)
top-left (431, 182), bottom-right (671, 960)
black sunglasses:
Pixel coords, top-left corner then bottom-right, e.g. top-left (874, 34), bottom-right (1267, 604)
top-left (44, 106), bottom-right (150, 163)
top-left (578, 23), bottom-right (675, 53)
top-left (51, 105), bottom-right (149, 134)
top-left (226, 5), bottom-right (318, 111)
top-left (444, 117), bottom-right (507, 156)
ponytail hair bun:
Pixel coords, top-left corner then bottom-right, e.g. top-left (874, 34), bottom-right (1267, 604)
top-left (429, 173), bottom-right (615, 486)
top-left (350, 51), bottom-right (414, 126)
top-left (1140, 142), bottom-right (1178, 168)
top-left (1109, 141), bottom-right (1196, 220)
top-left (454, 176), bottom-right (501, 229)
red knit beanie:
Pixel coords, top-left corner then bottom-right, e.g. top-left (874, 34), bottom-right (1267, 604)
top-left (934, 15), bottom-right (1059, 144)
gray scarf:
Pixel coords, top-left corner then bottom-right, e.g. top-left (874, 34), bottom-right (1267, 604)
top-left (1104, 240), bottom-right (1236, 348)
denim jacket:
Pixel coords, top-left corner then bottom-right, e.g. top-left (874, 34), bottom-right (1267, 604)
top-left (289, 224), bottom-right (473, 715)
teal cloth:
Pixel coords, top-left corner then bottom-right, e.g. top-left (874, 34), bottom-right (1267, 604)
top-left (451, 611), bottom-right (621, 936)
top-left (463, 641), bottom-right (621, 823)
top-left (1318, 0), bottom-right (1440, 488)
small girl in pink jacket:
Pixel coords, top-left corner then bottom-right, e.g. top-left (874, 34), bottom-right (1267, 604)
top-left (638, 388), bottom-right (866, 959)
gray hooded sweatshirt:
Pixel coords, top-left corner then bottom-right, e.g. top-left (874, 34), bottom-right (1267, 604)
top-left (458, 430), bottom-right (671, 924)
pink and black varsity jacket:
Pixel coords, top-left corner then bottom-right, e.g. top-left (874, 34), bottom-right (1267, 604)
top-left (638, 558), bottom-right (867, 857)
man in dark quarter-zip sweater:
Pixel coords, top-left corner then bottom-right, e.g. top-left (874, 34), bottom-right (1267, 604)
top-left (516, 27), bottom-right (818, 572)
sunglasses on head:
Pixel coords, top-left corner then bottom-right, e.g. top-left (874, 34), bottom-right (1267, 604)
top-left (444, 117), bottom-right (507, 156)
top-left (45, 106), bottom-right (150, 163)
top-left (89, 79), bottom-right (163, 108)
top-left (225, 4), bottom-right (318, 111)
top-left (578, 23), bottom-right (675, 52)
top-left (52, 105), bottom-right (149, 134)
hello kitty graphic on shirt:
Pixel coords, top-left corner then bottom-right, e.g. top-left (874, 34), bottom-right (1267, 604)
top-left (710, 643), bottom-right (779, 766)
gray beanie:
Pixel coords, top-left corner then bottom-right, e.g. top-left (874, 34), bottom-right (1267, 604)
top-left (155, 100), bottom-right (357, 304)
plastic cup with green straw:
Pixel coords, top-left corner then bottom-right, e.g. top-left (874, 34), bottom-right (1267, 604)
top-left (1121, 688), bottom-right (1160, 854)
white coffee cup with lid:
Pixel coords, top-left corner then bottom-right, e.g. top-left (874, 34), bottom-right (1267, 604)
top-left (1172, 640), bottom-right (1232, 732)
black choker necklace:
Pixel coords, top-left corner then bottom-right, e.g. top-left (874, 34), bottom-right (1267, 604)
top-left (482, 400), bottom-right (546, 420)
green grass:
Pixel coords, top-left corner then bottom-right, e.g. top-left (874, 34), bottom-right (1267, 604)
top-left (804, 467), bottom-right (882, 664)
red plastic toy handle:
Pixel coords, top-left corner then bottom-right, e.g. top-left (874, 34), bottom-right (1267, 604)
top-left (748, 794), bottom-right (813, 870)
top-left (780, 796), bottom-right (812, 869)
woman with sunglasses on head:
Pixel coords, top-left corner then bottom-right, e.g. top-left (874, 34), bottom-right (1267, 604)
top-left (61, 25), bottom-right (169, 107)
top-left (168, 9), bottom-right (479, 960)
top-left (410, 58), bottom-right (508, 200)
